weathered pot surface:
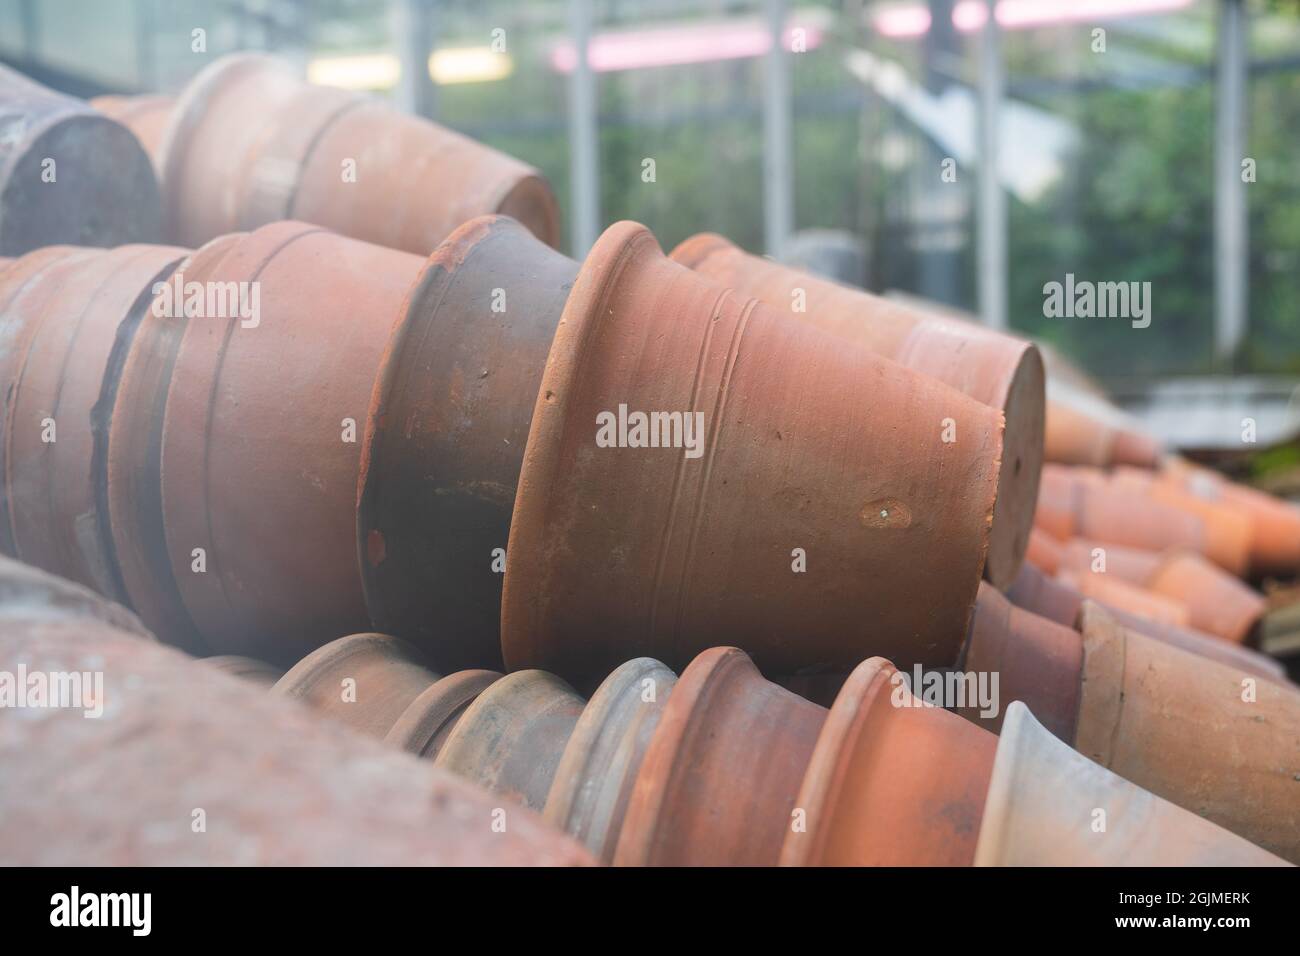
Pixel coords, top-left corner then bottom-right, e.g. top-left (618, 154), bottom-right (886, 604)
top-left (383, 669), bottom-right (502, 759)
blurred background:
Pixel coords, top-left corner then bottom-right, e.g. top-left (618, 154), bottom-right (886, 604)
top-left (4, 0), bottom-right (1300, 476)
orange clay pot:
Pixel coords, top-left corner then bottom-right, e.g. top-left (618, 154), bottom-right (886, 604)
top-left (975, 702), bottom-right (1288, 866)
top-left (1007, 564), bottom-right (1287, 683)
top-left (1042, 394), bottom-right (1163, 469)
top-left (1061, 540), bottom-right (1265, 645)
top-left (433, 670), bottom-right (586, 812)
top-left (503, 222), bottom-right (1003, 684)
top-left (1111, 466), bottom-right (1251, 575)
top-left (357, 216), bottom-right (577, 670)
top-left (272, 632), bottom-right (442, 740)
top-left (1074, 602), bottom-right (1300, 863)
top-left (1024, 527), bottom-right (1064, 575)
top-left (199, 655), bottom-right (284, 687)
top-left (1035, 464), bottom-right (1206, 555)
top-left (1058, 568), bottom-right (1190, 627)
top-left (613, 647), bottom-right (826, 866)
top-left (157, 54), bottom-right (558, 253)
top-left (90, 94), bottom-right (174, 172)
top-left (958, 583), bottom-right (1082, 740)
top-left (779, 656), bottom-right (997, 866)
top-left (670, 232), bottom-right (1042, 588)
top-left (544, 657), bottom-right (677, 864)
top-left (0, 245), bottom-right (184, 603)
top-left (0, 608), bottom-right (591, 866)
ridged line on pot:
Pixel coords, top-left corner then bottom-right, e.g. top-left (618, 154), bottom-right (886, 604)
top-left (670, 232), bottom-right (1043, 590)
top-left (273, 633), bottom-right (439, 740)
top-left (503, 221), bottom-right (1003, 684)
top-left (383, 669), bottom-right (502, 759)
top-left (357, 215), bottom-right (578, 670)
top-left (543, 657), bottom-right (677, 864)
top-left (433, 669), bottom-right (586, 811)
top-left (152, 223), bottom-right (424, 660)
top-left (0, 614), bottom-right (593, 866)
top-left (0, 64), bottom-right (161, 254)
top-left (199, 654), bottom-right (285, 688)
top-left (1075, 602), bottom-right (1300, 863)
top-left (958, 582), bottom-right (1082, 740)
top-left (1008, 565), bottom-right (1287, 683)
top-left (2, 245), bottom-right (186, 605)
top-left (104, 233), bottom-right (244, 655)
top-left (975, 702), bottom-right (1288, 866)
top-left (0, 553), bottom-right (151, 637)
top-left (613, 647), bottom-right (825, 866)
top-left (155, 53), bottom-right (559, 253)
top-left (780, 656), bottom-right (997, 866)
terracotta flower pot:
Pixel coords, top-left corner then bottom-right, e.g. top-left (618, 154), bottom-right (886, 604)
top-left (0, 244), bottom-right (185, 603)
top-left (1058, 568), bottom-right (1190, 627)
top-left (156, 54), bottom-right (558, 253)
top-left (780, 656), bottom-right (998, 866)
top-left (1036, 464), bottom-right (1206, 555)
top-left (544, 657), bottom-right (677, 863)
top-left (108, 222), bottom-right (424, 659)
top-left (0, 553), bottom-right (150, 636)
top-left (958, 583), bottom-right (1082, 740)
top-left (670, 232), bottom-right (1042, 588)
top-left (199, 654), bottom-right (284, 688)
top-left (1061, 540), bottom-right (1265, 645)
top-left (1008, 564), bottom-right (1287, 682)
top-left (357, 216), bottom-right (578, 670)
top-left (614, 647), bottom-right (826, 866)
top-left (90, 94), bottom-right (174, 172)
top-left (0, 606), bottom-right (591, 866)
top-left (383, 669), bottom-right (503, 759)
top-left (0, 64), bottom-right (161, 254)
top-left (504, 222), bottom-right (1003, 684)
top-left (1043, 394), bottom-right (1163, 469)
top-left (273, 632), bottom-right (442, 740)
top-left (1110, 466), bottom-right (1251, 575)
top-left (434, 670), bottom-right (587, 811)
top-left (1074, 602), bottom-right (1300, 862)
top-left (1024, 527), bottom-right (1064, 575)
top-left (975, 702), bottom-right (1288, 866)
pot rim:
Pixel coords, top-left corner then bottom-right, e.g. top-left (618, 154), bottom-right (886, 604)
top-left (272, 632), bottom-right (429, 701)
top-left (500, 220), bottom-right (660, 670)
top-left (665, 231), bottom-right (735, 270)
top-left (383, 668), bottom-right (501, 758)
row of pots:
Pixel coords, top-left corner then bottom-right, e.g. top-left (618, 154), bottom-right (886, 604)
top-left (0, 554), bottom-right (592, 866)
top-left (0, 213), bottom-right (1021, 685)
top-left (248, 627), bottom-right (1290, 865)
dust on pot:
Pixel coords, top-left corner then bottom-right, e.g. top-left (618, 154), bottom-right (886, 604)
top-left (0, 553), bottom-right (150, 637)
top-left (670, 232), bottom-right (1043, 589)
top-left (0, 64), bottom-right (161, 254)
top-left (156, 54), bottom-right (559, 253)
top-left (503, 221), bottom-right (1003, 685)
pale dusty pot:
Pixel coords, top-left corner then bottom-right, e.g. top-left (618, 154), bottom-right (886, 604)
top-left (670, 232), bottom-right (1042, 588)
top-left (503, 221), bottom-right (1003, 684)
top-left (157, 54), bottom-right (558, 253)
top-left (383, 669), bottom-right (502, 759)
top-left (434, 670), bottom-right (586, 811)
top-left (200, 655), bottom-right (284, 688)
top-left (779, 656), bottom-right (997, 866)
top-left (613, 647), bottom-right (826, 866)
top-left (544, 657), bottom-right (677, 864)
top-left (975, 702), bottom-right (1288, 866)
top-left (0, 609), bottom-right (591, 865)
top-left (1074, 602), bottom-right (1300, 863)
top-left (0, 552), bottom-right (150, 636)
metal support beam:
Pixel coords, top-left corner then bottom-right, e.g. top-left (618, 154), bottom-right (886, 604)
top-left (567, 0), bottom-right (600, 257)
top-left (976, 0), bottom-right (1006, 330)
top-left (1214, 0), bottom-right (1248, 365)
top-left (763, 0), bottom-right (794, 257)
top-left (392, 0), bottom-right (437, 119)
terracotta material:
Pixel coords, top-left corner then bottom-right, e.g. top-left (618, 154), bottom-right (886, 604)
top-left (959, 583), bottom-right (1082, 740)
top-left (199, 654), bottom-right (284, 687)
top-left (671, 232), bottom-right (1042, 588)
top-left (1074, 602), bottom-right (1300, 862)
top-left (358, 216), bottom-right (578, 670)
top-left (0, 64), bottom-right (161, 254)
top-left (1036, 464), bottom-right (1206, 555)
top-left (504, 222), bottom-right (1003, 683)
top-left (614, 647), bottom-right (826, 866)
top-left (0, 552), bottom-right (150, 637)
top-left (108, 223), bottom-right (424, 660)
top-left (1058, 568), bottom-right (1190, 627)
top-left (90, 94), bottom-right (174, 171)
top-left (0, 245), bottom-right (185, 603)
top-left (0, 613), bottom-right (592, 865)
top-left (1024, 527), bottom-right (1064, 574)
top-left (1061, 540), bottom-right (1265, 645)
top-left (1111, 466), bottom-right (1251, 575)
top-left (545, 657), bottom-right (677, 864)
top-left (780, 656), bottom-right (997, 866)
top-left (157, 54), bottom-right (559, 253)
top-left (273, 632), bottom-right (441, 740)
top-left (1008, 564), bottom-right (1287, 682)
top-left (975, 702), bottom-right (1288, 866)
top-left (384, 668), bottom-right (502, 759)
top-left (1043, 395), bottom-right (1163, 469)
top-left (434, 670), bottom-right (586, 811)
